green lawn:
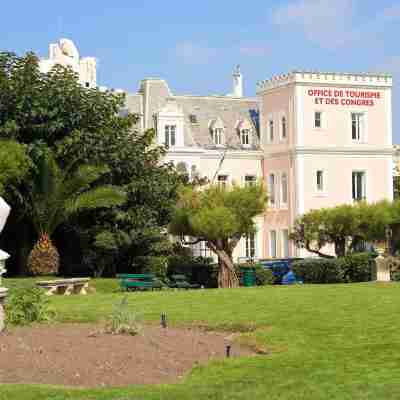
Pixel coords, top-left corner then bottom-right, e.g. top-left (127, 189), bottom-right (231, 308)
top-left (2, 279), bottom-right (400, 399)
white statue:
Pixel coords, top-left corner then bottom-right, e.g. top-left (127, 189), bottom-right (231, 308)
top-left (0, 197), bottom-right (10, 285)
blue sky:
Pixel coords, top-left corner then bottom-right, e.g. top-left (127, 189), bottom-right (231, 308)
top-left (1, 0), bottom-right (400, 140)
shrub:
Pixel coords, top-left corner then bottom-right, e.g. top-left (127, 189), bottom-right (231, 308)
top-left (168, 255), bottom-right (216, 287)
top-left (105, 296), bottom-right (141, 335)
top-left (132, 256), bottom-right (168, 280)
top-left (292, 258), bottom-right (342, 284)
top-left (254, 265), bottom-right (274, 286)
top-left (235, 263), bottom-right (274, 286)
top-left (6, 287), bottom-right (54, 325)
top-left (338, 253), bottom-right (375, 283)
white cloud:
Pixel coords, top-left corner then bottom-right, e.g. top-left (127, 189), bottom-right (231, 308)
top-left (272, 0), bottom-right (356, 48)
top-left (175, 41), bottom-right (217, 64)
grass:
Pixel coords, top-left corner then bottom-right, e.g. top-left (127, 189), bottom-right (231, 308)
top-left (2, 278), bottom-right (400, 399)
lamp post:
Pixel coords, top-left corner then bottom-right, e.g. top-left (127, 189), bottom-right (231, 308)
top-left (385, 225), bottom-right (393, 255)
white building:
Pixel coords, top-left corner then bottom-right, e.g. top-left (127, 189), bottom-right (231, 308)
top-left (39, 39), bottom-right (97, 89)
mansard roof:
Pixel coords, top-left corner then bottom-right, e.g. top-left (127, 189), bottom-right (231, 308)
top-left (125, 78), bottom-right (261, 151)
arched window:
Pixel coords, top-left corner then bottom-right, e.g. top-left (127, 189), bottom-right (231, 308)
top-left (209, 118), bottom-right (225, 146)
top-left (237, 119), bottom-right (253, 146)
top-left (281, 173), bottom-right (288, 205)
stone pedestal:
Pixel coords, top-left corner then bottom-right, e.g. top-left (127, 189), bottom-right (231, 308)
top-left (375, 255), bottom-right (391, 282)
top-left (0, 287), bottom-right (8, 332)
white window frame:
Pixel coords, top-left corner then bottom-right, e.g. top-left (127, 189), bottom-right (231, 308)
top-left (213, 128), bottom-right (224, 146)
top-left (268, 173), bottom-right (276, 207)
top-left (244, 175), bottom-right (257, 187)
top-left (314, 111), bottom-right (324, 129)
top-left (217, 174), bottom-right (229, 188)
top-left (280, 172), bottom-right (288, 207)
top-left (351, 112), bottom-right (367, 143)
top-left (164, 124), bottom-right (176, 148)
top-left (352, 170), bottom-right (367, 202)
top-left (280, 114), bottom-right (288, 141)
top-left (245, 232), bottom-right (257, 260)
top-left (281, 229), bottom-right (290, 258)
top-left (240, 128), bottom-right (251, 146)
top-left (270, 230), bottom-right (277, 258)
top-left (268, 118), bottom-right (274, 142)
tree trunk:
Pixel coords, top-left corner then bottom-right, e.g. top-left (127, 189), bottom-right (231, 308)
top-left (214, 248), bottom-right (239, 288)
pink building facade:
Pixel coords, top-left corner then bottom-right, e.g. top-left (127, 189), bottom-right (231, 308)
top-left (257, 72), bottom-right (393, 258)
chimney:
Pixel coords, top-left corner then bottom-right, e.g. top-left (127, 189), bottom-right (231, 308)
top-left (232, 65), bottom-right (243, 97)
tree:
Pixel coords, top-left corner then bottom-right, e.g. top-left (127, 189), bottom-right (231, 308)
top-left (0, 140), bottom-right (31, 195)
top-left (290, 201), bottom-right (392, 257)
top-left (26, 148), bottom-right (126, 275)
top-left (0, 51), bottom-right (181, 276)
top-left (169, 183), bottom-right (267, 288)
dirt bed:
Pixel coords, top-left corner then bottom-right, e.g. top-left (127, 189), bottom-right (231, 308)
top-left (0, 324), bottom-right (253, 387)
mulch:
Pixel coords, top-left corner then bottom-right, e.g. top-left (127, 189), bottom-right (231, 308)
top-left (0, 323), bottom-right (254, 387)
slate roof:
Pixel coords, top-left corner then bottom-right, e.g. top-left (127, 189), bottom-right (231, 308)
top-left (125, 79), bottom-right (261, 150)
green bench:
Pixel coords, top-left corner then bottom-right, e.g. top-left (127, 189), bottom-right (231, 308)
top-left (116, 274), bottom-right (163, 292)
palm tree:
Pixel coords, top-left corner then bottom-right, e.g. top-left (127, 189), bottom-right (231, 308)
top-left (27, 150), bottom-right (126, 275)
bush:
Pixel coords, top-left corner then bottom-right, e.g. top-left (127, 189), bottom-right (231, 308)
top-left (338, 253), bottom-right (375, 283)
top-left (132, 256), bottom-right (168, 280)
top-left (105, 296), bottom-right (141, 335)
top-left (254, 265), bottom-right (274, 285)
top-left (168, 255), bottom-right (216, 287)
top-left (235, 263), bottom-right (274, 286)
top-left (292, 258), bottom-right (342, 284)
top-left (6, 287), bottom-right (54, 325)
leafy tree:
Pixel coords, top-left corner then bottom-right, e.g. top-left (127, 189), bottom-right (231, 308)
top-left (169, 183), bottom-right (267, 288)
top-left (0, 140), bottom-right (31, 195)
top-left (290, 201), bottom-right (392, 257)
top-left (26, 148), bottom-right (126, 275)
top-left (0, 51), bottom-right (181, 275)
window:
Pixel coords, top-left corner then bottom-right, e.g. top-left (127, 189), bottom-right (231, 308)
top-left (316, 170), bottom-right (324, 192)
top-left (213, 128), bottom-right (224, 145)
top-left (189, 114), bottom-right (198, 124)
top-left (314, 111), bottom-right (322, 128)
top-left (268, 174), bottom-right (275, 206)
top-left (351, 113), bottom-right (364, 141)
top-left (281, 173), bottom-right (288, 205)
top-left (217, 175), bottom-right (228, 188)
top-left (281, 116), bottom-right (287, 140)
top-left (241, 129), bottom-right (250, 145)
top-left (282, 229), bottom-right (289, 258)
top-left (270, 231), bottom-right (277, 258)
top-left (352, 171), bottom-right (366, 201)
top-left (85, 82), bottom-right (90, 88)
top-left (165, 125), bottom-right (176, 148)
top-left (245, 175), bottom-right (257, 186)
top-left (245, 233), bottom-right (256, 260)
top-left (192, 241), bottom-right (212, 258)
top-left (268, 120), bottom-right (274, 142)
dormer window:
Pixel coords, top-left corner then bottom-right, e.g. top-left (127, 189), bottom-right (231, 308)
top-left (237, 119), bottom-right (253, 147)
top-left (241, 129), bottom-right (250, 145)
top-left (165, 125), bottom-right (176, 148)
top-left (209, 118), bottom-right (225, 146)
top-left (213, 128), bottom-right (224, 145)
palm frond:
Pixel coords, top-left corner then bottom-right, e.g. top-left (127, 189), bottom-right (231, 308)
top-left (64, 186), bottom-right (126, 216)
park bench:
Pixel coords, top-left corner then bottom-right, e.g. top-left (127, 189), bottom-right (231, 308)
top-left (36, 278), bottom-right (91, 296)
top-left (116, 273), bottom-right (163, 291)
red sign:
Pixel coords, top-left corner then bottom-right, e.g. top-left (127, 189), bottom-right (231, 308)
top-left (307, 88), bottom-right (381, 106)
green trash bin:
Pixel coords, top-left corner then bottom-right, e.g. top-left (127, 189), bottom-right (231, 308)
top-left (241, 267), bottom-right (256, 287)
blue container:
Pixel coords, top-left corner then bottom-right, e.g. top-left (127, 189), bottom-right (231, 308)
top-left (259, 259), bottom-right (301, 285)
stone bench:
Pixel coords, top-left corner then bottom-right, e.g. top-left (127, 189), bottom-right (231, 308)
top-left (36, 278), bottom-right (91, 296)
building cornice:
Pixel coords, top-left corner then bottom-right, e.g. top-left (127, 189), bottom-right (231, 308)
top-left (166, 148), bottom-right (263, 160)
top-left (257, 71), bottom-right (392, 94)
top-left (265, 146), bottom-right (394, 158)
